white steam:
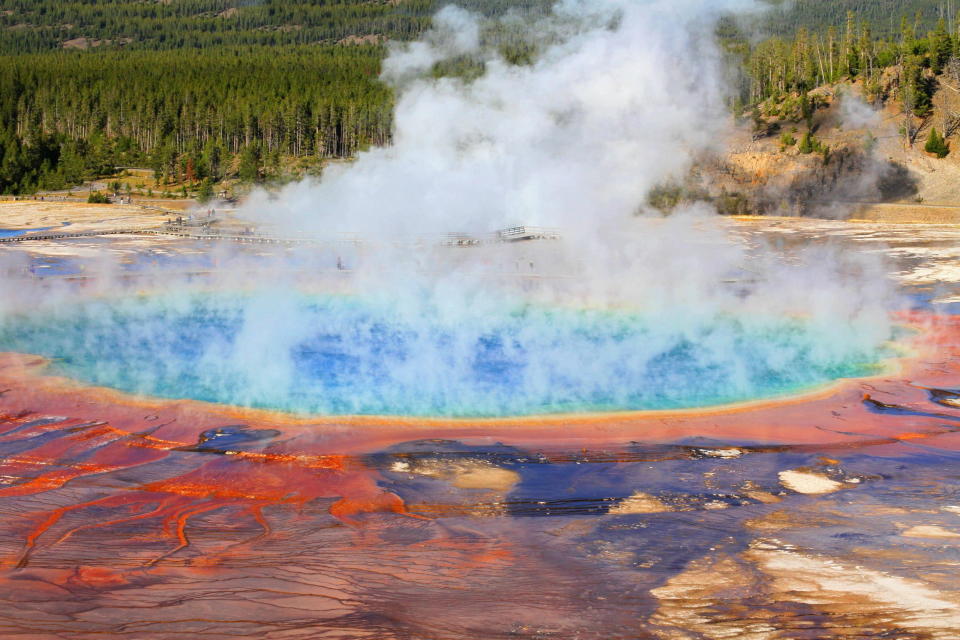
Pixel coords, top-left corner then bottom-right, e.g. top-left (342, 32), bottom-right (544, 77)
top-left (245, 0), bottom-right (736, 239)
top-left (381, 6), bottom-right (482, 84)
top-left (840, 94), bottom-right (882, 130)
top-left (0, 0), bottom-right (901, 418)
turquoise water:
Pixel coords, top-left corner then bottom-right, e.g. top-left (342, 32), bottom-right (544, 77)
top-left (0, 292), bottom-right (889, 417)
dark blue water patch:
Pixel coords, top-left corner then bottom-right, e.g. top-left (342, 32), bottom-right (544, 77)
top-left (0, 416), bottom-right (70, 438)
top-left (368, 437), bottom-right (960, 604)
top-left (29, 255), bottom-right (82, 277)
top-left (0, 222), bottom-right (70, 238)
top-left (770, 452), bottom-right (960, 563)
top-left (928, 388), bottom-right (960, 410)
top-left (0, 227), bottom-right (51, 239)
top-left (184, 425), bottom-right (282, 453)
top-left (120, 248), bottom-right (218, 273)
top-left (0, 292), bottom-right (893, 418)
top-left (863, 394), bottom-right (960, 423)
top-left (0, 421), bottom-right (109, 463)
top-left (903, 284), bottom-right (960, 315)
top-left (0, 425), bottom-right (88, 458)
top-left (376, 440), bottom-right (826, 518)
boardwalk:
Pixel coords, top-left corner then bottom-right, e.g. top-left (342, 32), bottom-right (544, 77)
top-left (0, 229), bottom-right (148, 243)
top-left (0, 228), bottom-right (333, 246)
top-left (0, 225), bottom-right (562, 246)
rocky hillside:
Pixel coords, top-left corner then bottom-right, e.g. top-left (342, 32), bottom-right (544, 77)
top-left (701, 66), bottom-right (960, 221)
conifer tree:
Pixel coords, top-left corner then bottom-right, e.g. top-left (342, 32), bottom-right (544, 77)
top-left (925, 127), bottom-right (950, 157)
top-left (197, 178), bottom-right (214, 203)
top-left (239, 144), bottom-right (262, 183)
top-left (932, 18), bottom-right (953, 74)
top-left (902, 54), bottom-right (932, 118)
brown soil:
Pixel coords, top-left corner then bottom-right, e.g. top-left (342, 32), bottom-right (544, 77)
top-left (709, 75), bottom-right (960, 221)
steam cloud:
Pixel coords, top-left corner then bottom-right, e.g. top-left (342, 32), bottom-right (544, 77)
top-left (0, 0), bottom-right (898, 417)
top-left (839, 94), bottom-right (882, 130)
top-left (247, 0), bottom-right (741, 237)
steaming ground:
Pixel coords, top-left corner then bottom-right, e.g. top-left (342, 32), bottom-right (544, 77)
top-left (2, 4), bottom-right (960, 638)
top-left (0, 0), bottom-right (917, 418)
top-left (244, 0), bottom-right (737, 238)
top-left (0, 287), bottom-right (892, 417)
top-left (231, 0), bottom-right (895, 418)
top-left (0, 212), bottom-right (905, 418)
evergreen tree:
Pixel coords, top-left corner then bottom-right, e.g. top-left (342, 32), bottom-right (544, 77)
top-left (902, 54), bottom-right (932, 117)
top-left (924, 127), bottom-right (950, 157)
top-left (239, 144), bottom-right (262, 183)
top-left (197, 178), bottom-right (214, 203)
top-left (931, 18), bottom-right (952, 74)
top-left (800, 92), bottom-right (814, 128)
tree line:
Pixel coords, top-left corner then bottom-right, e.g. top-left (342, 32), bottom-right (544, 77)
top-left (740, 10), bottom-right (959, 105)
top-left (0, 45), bottom-right (395, 193)
top-left (760, 0), bottom-right (957, 38)
top-left (0, 0), bottom-right (555, 195)
top-left (0, 0), bottom-right (955, 194)
top-left (0, 0), bottom-right (435, 54)
top-left (734, 6), bottom-right (960, 157)
top-left (0, 0), bottom-right (553, 54)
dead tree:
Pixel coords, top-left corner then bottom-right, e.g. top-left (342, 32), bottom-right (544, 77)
top-left (941, 58), bottom-right (960, 138)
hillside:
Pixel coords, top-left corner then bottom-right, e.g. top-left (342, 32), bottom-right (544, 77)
top-left (761, 0), bottom-right (958, 37)
top-left (692, 63), bottom-right (960, 221)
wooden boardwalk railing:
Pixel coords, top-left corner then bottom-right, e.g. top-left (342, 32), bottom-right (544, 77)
top-left (1, 225), bottom-right (562, 246)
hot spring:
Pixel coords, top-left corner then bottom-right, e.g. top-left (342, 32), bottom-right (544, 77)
top-left (0, 290), bottom-right (892, 418)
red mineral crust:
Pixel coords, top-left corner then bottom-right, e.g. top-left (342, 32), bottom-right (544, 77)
top-left (0, 311), bottom-right (957, 638)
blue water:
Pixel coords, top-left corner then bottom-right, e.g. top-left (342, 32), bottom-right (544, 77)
top-left (0, 222), bottom-right (69, 238)
top-left (0, 227), bottom-right (49, 239)
top-left (0, 293), bottom-right (890, 417)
